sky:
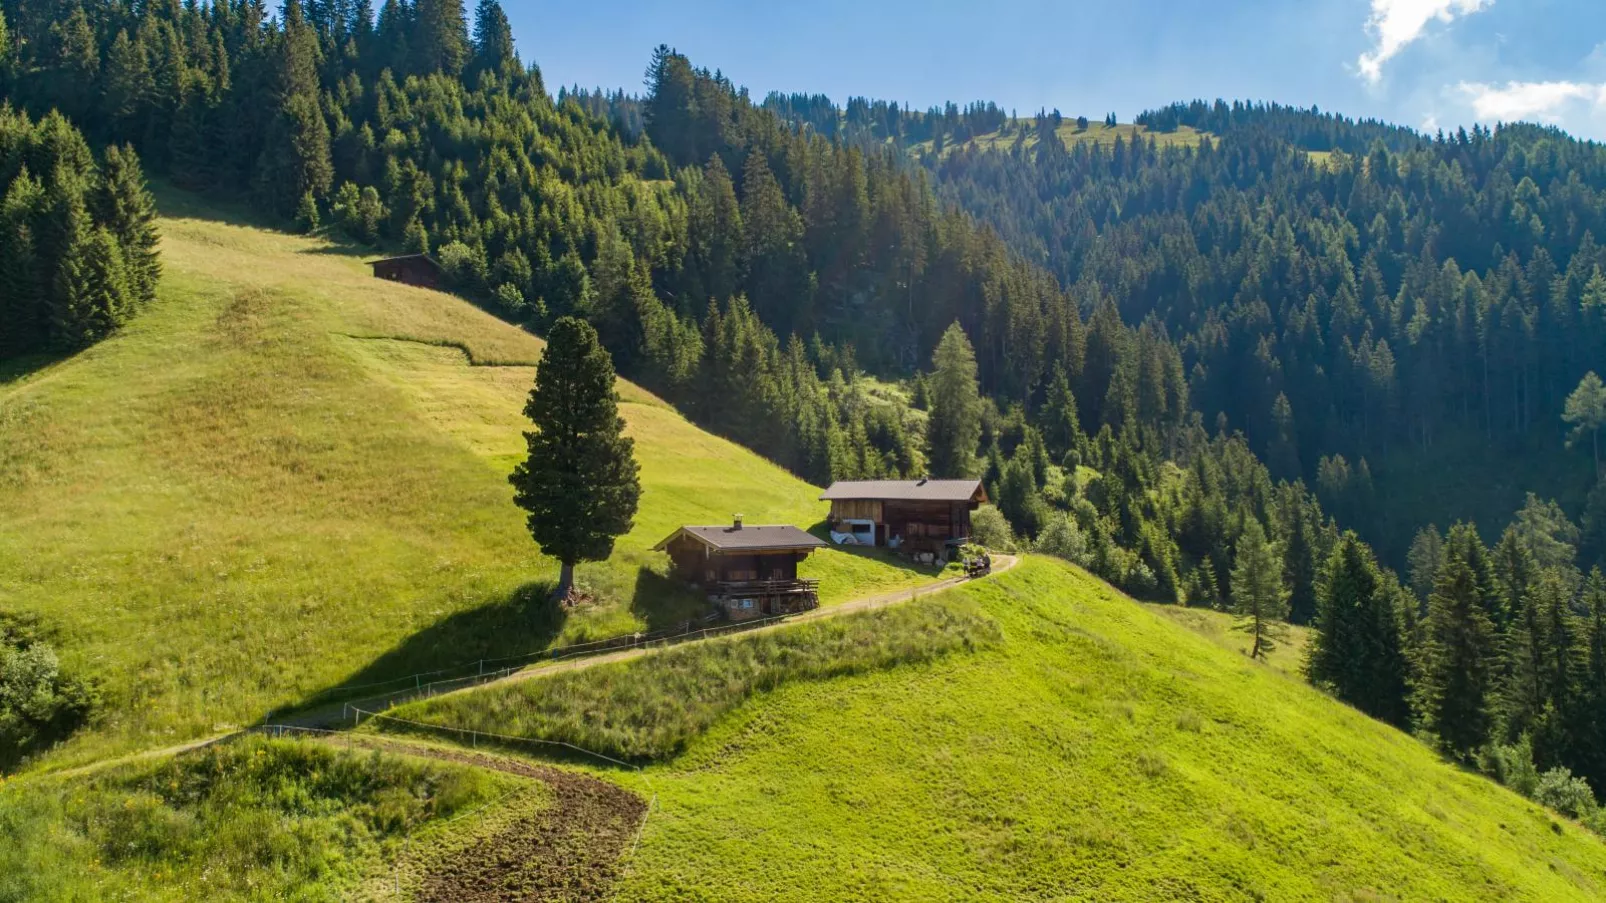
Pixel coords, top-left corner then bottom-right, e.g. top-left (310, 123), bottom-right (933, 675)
top-left (500, 0), bottom-right (1606, 140)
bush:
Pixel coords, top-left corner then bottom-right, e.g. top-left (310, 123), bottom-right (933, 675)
top-left (1488, 737), bottom-right (1541, 799)
top-left (0, 615), bottom-right (97, 772)
top-left (970, 504), bottom-right (1017, 553)
top-left (1536, 767), bottom-right (1598, 821)
top-left (1035, 511), bottom-right (1088, 566)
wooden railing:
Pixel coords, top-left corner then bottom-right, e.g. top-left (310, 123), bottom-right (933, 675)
top-left (714, 578), bottom-right (820, 596)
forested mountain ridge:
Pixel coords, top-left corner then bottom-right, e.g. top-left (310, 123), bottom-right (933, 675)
top-left (898, 101), bottom-right (1606, 567)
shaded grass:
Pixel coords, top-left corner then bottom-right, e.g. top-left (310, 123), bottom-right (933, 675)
top-left (0, 735), bottom-right (520, 902)
top-left (379, 598), bottom-right (1001, 761)
top-left (0, 186), bottom-right (936, 768)
top-left (553, 557), bottom-right (1606, 901)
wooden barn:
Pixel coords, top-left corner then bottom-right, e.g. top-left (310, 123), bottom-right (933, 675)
top-left (368, 253), bottom-right (444, 289)
top-left (653, 517), bottom-right (826, 621)
top-left (820, 479), bottom-right (988, 554)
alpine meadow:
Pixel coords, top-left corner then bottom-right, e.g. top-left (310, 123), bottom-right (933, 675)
top-left (5, 0), bottom-right (1606, 898)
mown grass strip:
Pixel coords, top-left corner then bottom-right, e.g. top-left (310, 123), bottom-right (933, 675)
top-left (379, 598), bottom-right (1001, 761)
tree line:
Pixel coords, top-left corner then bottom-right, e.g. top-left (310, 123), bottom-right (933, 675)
top-left (0, 103), bottom-right (159, 360)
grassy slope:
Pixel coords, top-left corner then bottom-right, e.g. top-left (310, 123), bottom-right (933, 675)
top-left (910, 120), bottom-right (1210, 158)
top-left (0, 188), bottom-right (933, 768)
top-left (564, 558), bottom-right (1606, 901)
top-left (0, 735), bottom-right (523, 902)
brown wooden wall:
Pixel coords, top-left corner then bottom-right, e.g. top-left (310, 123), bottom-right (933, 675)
top-left (830, 499), bottom-right (883, 522)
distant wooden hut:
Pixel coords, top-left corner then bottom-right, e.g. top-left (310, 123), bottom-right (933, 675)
top-left (368, 253), bottom-right (444, 289)
top-left (653, 517), bottom-right (826, 621)
top-left (820, 479), bottom-right (988, 554)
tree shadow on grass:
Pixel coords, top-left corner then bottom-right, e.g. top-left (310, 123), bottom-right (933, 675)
top-left (272, 581), bottom-right (569, 719)
top-left (629, 566), bottom-right (713, 633)
top-left (0, 347), bottom-right (75, 389)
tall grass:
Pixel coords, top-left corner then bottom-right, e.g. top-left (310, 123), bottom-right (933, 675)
top-left (382, 599), bottom-right (1001, 761)
top-left (0, 736), bottom-right (515, 902)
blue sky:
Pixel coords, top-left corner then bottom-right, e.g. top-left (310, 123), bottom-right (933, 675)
top-left (501, 0), bottom-right (1606, 140)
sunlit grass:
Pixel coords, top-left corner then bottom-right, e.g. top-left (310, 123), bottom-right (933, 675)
top-left (0, 735), bottom-right (519, 902)
top-left (0, 187), bottom-right (935, 768)
top-left (580, 557), bottom-right (1606, 901)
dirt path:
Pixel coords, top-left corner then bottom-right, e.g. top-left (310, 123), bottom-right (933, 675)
top-left (331, 554), bottom-right (1019, 716)
top-left (36, 555), bottom-right (1018, 778)
top-left (337, 735), bottom-right (647, 902)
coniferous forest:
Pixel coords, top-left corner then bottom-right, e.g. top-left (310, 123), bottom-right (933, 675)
top-left (10, 0), bottom-right (1606, 827)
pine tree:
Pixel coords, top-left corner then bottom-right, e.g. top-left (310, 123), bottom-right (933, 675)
top-left (1578, 571), bottom-right (1606, 790)
top-left (1415, 551), bottom-right (1499, 759)
top-left (1308, 532), bottom-right (1411, 725)
top-left (412, 0), bottom-right (470, 76)
top-left (1041, 364), bottom-right (1082, 458)
top-left (926, 322), bottom-right (983, 478)
top-left (1406, 525), bottom-right (1444, 608)
top-left (508, 317), bottom-right (641, 601)
top-left (739, 151), bottom-right (811, 336)
top-left (91, 145), bottom-right (160, 306)
top-left (1283, 504), bottom-right (1319, 625)
top-left (295, 191), bottom-right (320, 233)
top-left (469, 0), bottom-right (515, 78)
top-left (255, 0), bottom-right (333, 218)
top-left (1231, 520), bottom-right (1289, 659)
top-left (1565, 372), bottom-right (1606, 479)
top-left (0, 169), bottom-right (45, 358)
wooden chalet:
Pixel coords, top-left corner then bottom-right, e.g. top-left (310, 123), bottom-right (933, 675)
top-left (368, 253), bottom-right (444, 289)
top-left (653, 516), bottom-right (827, 621)
top-left (820, 479), bottom-right (988, 554)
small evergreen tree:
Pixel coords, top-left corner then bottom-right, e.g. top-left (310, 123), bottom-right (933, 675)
top-left (927, 322), bottom-right (982, 478)
top-left (295, 191), bottom-right (320, 233)
top-left (508, 317), bottom-right (641, 601)
top-left (1230, 520), bottom-right (1288, 659)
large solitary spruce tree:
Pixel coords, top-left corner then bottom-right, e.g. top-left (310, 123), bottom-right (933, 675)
top-left (510, 317), bottom-right (641, 600)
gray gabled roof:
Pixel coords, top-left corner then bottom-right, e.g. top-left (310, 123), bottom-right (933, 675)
top-left (818, 479), bottom-right (988, 503)
top-left (653, 524), bottom-right (826, 553)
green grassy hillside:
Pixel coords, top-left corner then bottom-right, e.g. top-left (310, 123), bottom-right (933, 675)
top-left (0, 189), bottom-right (936, 769)
top-left (910, 120), bottom-right (1210, 158)
top-left (378, 557), bottom-right (1606, 900)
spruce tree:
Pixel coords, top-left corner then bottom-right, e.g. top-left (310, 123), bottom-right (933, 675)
top-left (508, 317), bottom-right (641, 601)
top-left (1230, 520), bottom-right (1289, 659)
top-left (469, 0), bottom-right (515, 78)
top-left (1415, 552), bottom-right (1499, 759)
top-left (926, 322), bottom-right (983, 478)
top-left (412, 0), bottom-right (469, 77)
top-left (1283, 504), bottom-right (1320, 626)
top-left (1308, 532), bottom-right (1411, 725)
top-left (1565, 372), bottom-right (1606, 478)
top-left (91, 145), bottom-right (160, 306)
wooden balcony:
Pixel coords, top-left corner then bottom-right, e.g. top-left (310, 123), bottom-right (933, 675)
top-left (713, 578), bottom-right (820, 597)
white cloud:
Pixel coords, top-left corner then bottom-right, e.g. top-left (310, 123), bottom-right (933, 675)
top-left (1457, 80), bottom-right (1606, 123)
top-left (1421, 112), bottom-right (1441, 132)
top-left (1357, 0), bottom-right (1494, 84)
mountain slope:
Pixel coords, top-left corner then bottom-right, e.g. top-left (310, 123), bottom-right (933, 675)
top-left (0, 189), bottom-right (938, 768)
top-left (567, 558), bottom-right (1605, 900)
